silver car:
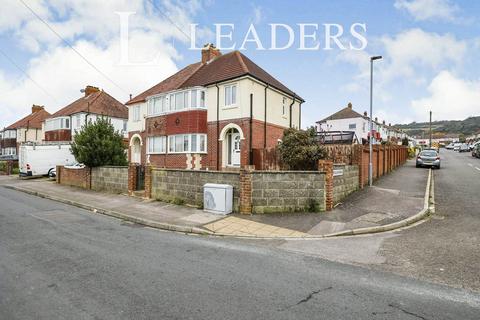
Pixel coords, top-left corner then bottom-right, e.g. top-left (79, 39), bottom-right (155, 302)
top-left (416, 150), bottom-right (441, 169)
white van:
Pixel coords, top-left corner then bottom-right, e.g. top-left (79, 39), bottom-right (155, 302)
top-left (19, 143), bottom-right (76, 177)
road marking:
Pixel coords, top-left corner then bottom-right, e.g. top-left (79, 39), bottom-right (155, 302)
top-left (468, 163), bottom-right (473, 167)
top-left (475, 167), bottom-right (480, 171)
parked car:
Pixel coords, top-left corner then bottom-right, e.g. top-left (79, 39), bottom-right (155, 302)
top-left (473, 144), bottom-right (480, 158)
top-left (445, 143), bottom-right (455, 150)
top-left (459, 143), bottom-right (470, 152)
top-left (416, 150), bottom-right (441, 169)
top-left (453, 143), bottom-right (461, 151)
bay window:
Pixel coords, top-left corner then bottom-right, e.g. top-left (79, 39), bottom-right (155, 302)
top-left (132, 105), bottom-right (141, 122)
top-left (147, 136), bottom-right (166, 154)
top-left (44, 117), bottom-right (70, 131)
top-left (147, 89), bottom-right (206, 116)
top-left (168, 134), bottom-right (207, 153)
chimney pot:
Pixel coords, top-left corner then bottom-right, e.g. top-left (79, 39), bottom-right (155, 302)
top-left (382, 120), bottom-right (385, 125)
top-left (201, 43), bottom-right (221, 64)
top-left (32, 104), bottom-right (44, 113)
top-left (84, 85), bottom-right (100, 97)
top-left (375, 117), bottom-right (378, 122)
top-left (347, 102), bottom-right (352, 109)
top-left (364, 111), bottom-right (367, 116)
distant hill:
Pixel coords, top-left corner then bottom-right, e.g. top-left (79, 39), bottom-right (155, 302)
top-left (394, 116), bottom-right (480, 138)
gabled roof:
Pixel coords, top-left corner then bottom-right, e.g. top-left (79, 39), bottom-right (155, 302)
top-left (126, 51), bottom-right (303, 105)
top-left (317, 105), bottom-right (365, 123)
top-left (50, 90), bottom-right (128, 119)
top-left (6, 108), bottom-right (51, 129)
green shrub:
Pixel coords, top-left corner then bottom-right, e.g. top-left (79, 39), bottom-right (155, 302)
top-left (0, 161), bottom-right (6, 172)
top-left (278, 127), bottom-right (326, 170)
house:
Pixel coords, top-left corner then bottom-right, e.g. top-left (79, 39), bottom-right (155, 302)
top-left (0, 105), bottom-right (51, 158)
top-left (44, 85), bottom-right (128, 142)
top-left (126, 43), bottom-right (303, 170)
top-left (316, 102), bottom-right (408, 144)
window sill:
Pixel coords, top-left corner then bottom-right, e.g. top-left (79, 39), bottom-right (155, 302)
top-left (167, 151), bottom-right (208, 155)
top-left (222, 105), bottom-right (238, 110)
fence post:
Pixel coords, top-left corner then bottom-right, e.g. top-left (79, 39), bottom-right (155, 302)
top-left (239, 165), bottom-right (254, 214)
top-left (56, 165), bottom-right (62, 184)
top-left (318, 159), bottom-right (333, 211)
top-left (144, 165), bottom-right (153, 199)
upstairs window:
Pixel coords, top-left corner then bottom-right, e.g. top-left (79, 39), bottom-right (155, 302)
top-left (224, 84), bottom-right (237, 107)
top-left (148, 96), bottom-right (166, 115)
top-left (349, 123), bottom-right (356, 129)
top-left (132, 105), bottom-right (141, 122)
top-left (45, 117), bottom-right (70, 131)
top-left (282, 97), bottom-right (287, 116)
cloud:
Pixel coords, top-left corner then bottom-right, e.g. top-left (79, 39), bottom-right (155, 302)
top-left (250, 5), bottom-right (264, 24)
top-left (0, 0), bottom-right (205, 128)
top-left (411, 71), bottom-right (480, 121)
top-left (394, 0), bottom-right (459, 22)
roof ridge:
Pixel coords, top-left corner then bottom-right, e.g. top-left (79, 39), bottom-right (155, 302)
top-left (234, 51), bottom-right (249, 73)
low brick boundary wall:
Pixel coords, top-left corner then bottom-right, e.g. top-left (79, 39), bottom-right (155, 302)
top-left (91, 166), bottom-right (128, 194)
top-left (56, 166), bottom-right (91, 189)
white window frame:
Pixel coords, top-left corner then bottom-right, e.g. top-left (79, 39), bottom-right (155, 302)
top-left (282, 97), bottom-right (287, 116)
top-left (224, 84), bottom-right (237, 107)
top-left (132, 105), bottom-right (141, 122)
top-left (146, 88), bottom-right (206, 117)
top-left (349, 123), bottom-right (356, 129)
top-left (167, 134), bottom-right (207, 154)
top-left (44, 117), bottom-right (70, 132)
top-left (147, 136), bottom-right (167, 154)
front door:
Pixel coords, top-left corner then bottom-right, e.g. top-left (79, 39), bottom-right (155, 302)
top-left (132, 139), bottom-right (141, 163)
top-left (230, 133), bottom-right (241, 166)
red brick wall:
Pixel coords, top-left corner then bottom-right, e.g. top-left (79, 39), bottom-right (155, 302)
top-left (45, 129), bottom-right (71, 142)
top-left (145, 110), bottom-right (207, 136)
top-left (206, 118), bottom-right (287, 170)
top-left (56, 166), bottom-right (91, 189)
top-left (1, 138), bottom-right (16, 148)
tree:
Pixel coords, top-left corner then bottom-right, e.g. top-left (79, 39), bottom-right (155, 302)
top-left (459, 133), bottom-right (466, 143)
top-left (71, 117), bottom-right (128, 167)
top-left (402, 137), bottom-right (409, 146)
top-left (278, 127), bottom-right (326, 170)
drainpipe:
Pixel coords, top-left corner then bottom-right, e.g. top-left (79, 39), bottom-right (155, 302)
top-left (249, 93), bottom-right (253, 165)
top-left (289, 94), bottom-right (296, 128)
top-left (299, 100), bottom-right (302, 129)
top-left (264, 85), bottom-right (269, 149)
top-left (216, 84), bottom-right (220, 170)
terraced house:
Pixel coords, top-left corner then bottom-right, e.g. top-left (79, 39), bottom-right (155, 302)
top-left (43, 85), bottom-right (128, 142)
top-left (0, 105), bottom-right (51, 159)
top-left (126, 44), bottom-right (303, 170)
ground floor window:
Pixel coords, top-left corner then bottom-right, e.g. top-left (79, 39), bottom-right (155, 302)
top-left (167, 134), bottom-right (207, 154)
top-left (147, 136), bottom-right (166, 154)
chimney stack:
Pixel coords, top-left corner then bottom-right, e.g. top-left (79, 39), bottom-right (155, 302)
top-left (84, 85), bottom-right (100, 97)
top-left (201, 43), bottom-right (221, 64)
top-left (389, 123), bottom-right (391, 127)
top-left (347, 102), bottom-right (352, 109)
top-left (363, 111), bottom-right (367, 116)
top-left (375, 117), bottom-right (378, 122)
top-left (32, 104), bottom-right (44, 113)
top-left (382, 120), bottom-right (386, 125)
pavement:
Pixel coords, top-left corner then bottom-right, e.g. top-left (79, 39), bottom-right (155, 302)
top-left (1, 186), bottom-right (479, 319)
top-left (2, 160), bottom-right (430, 238)
top-left (0, 159), bottom-right (430, 238)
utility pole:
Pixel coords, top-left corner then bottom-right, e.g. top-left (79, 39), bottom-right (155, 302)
top-left (429, 110), bottom-right (432, 148)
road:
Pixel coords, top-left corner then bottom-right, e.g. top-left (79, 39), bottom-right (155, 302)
top-left (1, 184), bottom-right (479, 319)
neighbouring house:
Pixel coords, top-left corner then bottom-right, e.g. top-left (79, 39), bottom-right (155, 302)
top-left (43, 85), bottom-right (128, 142)
top-left (0, 105), bottom-right (51, 159)
top-left (126, 43), bottom-right (303, 170)
top-left (316, 102), bottom-right (408, 145)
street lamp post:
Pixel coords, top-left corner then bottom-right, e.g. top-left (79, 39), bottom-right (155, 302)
top-left (369, 55), bottom-right (382, 187)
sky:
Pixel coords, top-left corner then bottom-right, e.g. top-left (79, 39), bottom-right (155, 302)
top-left (0, 0), bottom-right (479, 129)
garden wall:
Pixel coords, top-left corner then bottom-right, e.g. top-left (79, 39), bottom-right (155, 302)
top-left (91, 166), bottom-right (128, 194)
top-left (150, 169), bottom-right (241, 211)
top-left (333, 164), bottom-right (359, 205)
top-left (251, 171), bottom-right (325, 213)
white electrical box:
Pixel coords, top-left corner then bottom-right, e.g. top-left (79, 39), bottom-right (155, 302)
top-left (203, 183), bottom-right (233, 215)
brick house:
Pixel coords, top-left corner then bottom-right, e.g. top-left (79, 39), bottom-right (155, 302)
top-left (44, 85), bottom-right (128, 142)
top-left (126, 44), bottom-right (303, 170)
top-left (0, 105), bottom-right (51, 158)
